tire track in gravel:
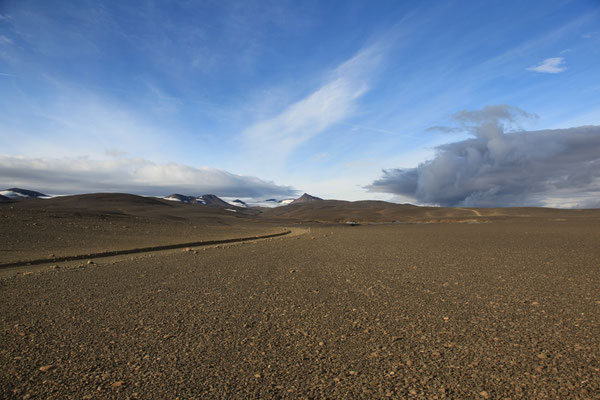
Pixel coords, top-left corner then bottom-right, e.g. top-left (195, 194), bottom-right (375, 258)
top-left (0, 228), bottom-right (309, 269)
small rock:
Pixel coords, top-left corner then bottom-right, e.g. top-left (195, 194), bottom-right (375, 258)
top-left (112, 381), bottom-right (125, 388)
top-left (87, 260), bottom-right (94, 265)
top-left (39, 365), bottom-right (54, 372)
top-left (254, 373), bottom-right (261, 378)
top-left (479, 391), bottom-right (490, 399)
top-left (409, 389), bottom-right (417, 395)
top-left (537, 353), bottom-right (547, 359)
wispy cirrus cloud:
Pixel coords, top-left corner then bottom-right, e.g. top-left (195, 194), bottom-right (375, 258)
top-left (527, 57), bottom-right (566, 73)
top-left (0, 155), bottom-right (296, 198)
top-left (242, 44), bottom-right (382, 164)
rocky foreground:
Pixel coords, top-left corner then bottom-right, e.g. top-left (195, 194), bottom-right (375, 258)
top-left (1, 219), bottom-right (599, 399)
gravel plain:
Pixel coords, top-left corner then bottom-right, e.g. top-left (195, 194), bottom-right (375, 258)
top-left (1, 216), bottom-right (599, 399)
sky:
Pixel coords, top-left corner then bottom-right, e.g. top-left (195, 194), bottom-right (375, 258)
top-left (1, 0), bottom-right (599, 207)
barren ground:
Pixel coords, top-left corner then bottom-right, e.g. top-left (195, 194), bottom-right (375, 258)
top-left (1, 200), bottom-right (599, 399)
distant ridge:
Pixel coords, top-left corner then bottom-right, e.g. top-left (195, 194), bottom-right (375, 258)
top-left (290, 193), bottom-right (323, 205)
top-left (230, 199), bottom-right (248, 207)
top-left (164, 193), bottom-right (233, 208)
top-left (0, 194), bottom-right (12, 203)
top-left (0, 188), bottom-right (49, 199)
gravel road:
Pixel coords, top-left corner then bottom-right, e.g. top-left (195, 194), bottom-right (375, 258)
top-left (1, 220), bottom-right (599, 399)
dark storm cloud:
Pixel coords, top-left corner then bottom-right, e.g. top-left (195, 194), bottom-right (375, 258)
top-left (0, 156), bottom-right (297, 199)
top-left (368, 105), bottom-right (600, 207)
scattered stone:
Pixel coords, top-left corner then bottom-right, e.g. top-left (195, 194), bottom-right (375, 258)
top-left (87, 260), bottom-right (94, 265)
top-left (254, 373), bottom-right (261, 378)
top-left (537, 353), bottom-right (548, 359)
top-left (49, 265), bottom-right (60, 270)
top-left (112, 381), bottom-right (125, 388)
top-left (39, 365), bottom-right (54, 372)
top-left (479, 390), bottom-right (490, 399)
top-left (23, 272), bottom-right (33, 276)
top-left (409, 389), bottom-right (417, 395)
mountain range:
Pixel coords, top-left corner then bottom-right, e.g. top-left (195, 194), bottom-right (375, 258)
top-left (0, 188), bottom-right (315, 209)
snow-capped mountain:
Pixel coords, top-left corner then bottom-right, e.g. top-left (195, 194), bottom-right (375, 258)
top-left (279, 199), bottom-right (294, 205)
top-left (163, 193), bottom-right (233, 208)
top-left (0, 188), bottom-right (50, 199)
top-left (163, 194), bottom-right (205, 203)
top-left (228, 199), bottom-right (248, 207)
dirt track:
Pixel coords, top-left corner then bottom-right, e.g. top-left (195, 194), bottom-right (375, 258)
top-left (1, 218), bottom-right (599, 399)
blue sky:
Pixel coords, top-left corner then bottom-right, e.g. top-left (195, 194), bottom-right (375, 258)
top-left (1, 0), bottom-right (599, 206)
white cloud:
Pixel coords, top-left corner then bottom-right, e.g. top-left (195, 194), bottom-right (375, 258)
top-left (527, 57), bottom-right (566, 73)
top-left (0, 155), bottom-right (296, 198)
top-left (242, 45), bottom-right (380, 164)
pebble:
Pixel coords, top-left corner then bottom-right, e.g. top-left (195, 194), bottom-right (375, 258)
top-left (39, 365), bottom-right (54, 372)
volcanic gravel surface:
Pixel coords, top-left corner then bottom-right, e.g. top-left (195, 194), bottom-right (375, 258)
top-left (1, 220), bottom-right (599, 399)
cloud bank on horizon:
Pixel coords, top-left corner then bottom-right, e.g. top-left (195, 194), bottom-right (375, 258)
top-left (0, 156), bottom-right (296, 198)
top-left (368, 105), bottom-right (600, 208)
